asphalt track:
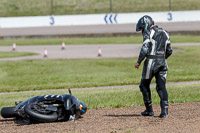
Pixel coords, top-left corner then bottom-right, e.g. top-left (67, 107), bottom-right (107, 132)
top-left (0, 43), bottom-right (199, 61)
top-left (0, 21), bottom-right (200, 38)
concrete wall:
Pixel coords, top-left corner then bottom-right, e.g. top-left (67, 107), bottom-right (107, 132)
top-left (0, 10), bottom-right (200, 28)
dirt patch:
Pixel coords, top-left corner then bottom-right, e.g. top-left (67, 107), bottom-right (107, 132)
top-left (1, 102), bottom-right (200, 133)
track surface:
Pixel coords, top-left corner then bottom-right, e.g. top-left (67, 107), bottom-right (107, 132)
top-left (0, 22), bottom-right (200, 37)
top-left (0, 43), bottom-right (199, 61)
top-left (1, 102), bottom-right (200, 133)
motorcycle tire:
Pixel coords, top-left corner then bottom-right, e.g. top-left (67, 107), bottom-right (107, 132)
top-left (24, 104), bottom-right (58, 122)
top-left (1, 107), bottom-right (16, 118)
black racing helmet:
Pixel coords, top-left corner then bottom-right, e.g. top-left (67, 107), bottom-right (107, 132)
top-left (136, 15), bottom-right (154, 32)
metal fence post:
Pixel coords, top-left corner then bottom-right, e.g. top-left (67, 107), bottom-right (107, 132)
top-left (169, 0), bottom-right (171, 11)
top-left (51, 0), bottom-right (54, 15)
top-left (110, 0), bottom-right (112, 13)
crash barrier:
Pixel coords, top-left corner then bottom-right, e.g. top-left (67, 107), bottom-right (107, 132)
top-left (0, 10), bottom-right (200, 28)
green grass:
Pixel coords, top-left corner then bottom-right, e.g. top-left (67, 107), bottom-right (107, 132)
top-left (0, 51), bottom-right (38, 58)
top-left (0, 0), bottom-right (199, 17)
top-left (0, 35), bottom-right (200, 46)
top-left (167, 46), bottom-right (200, 82)
top-left (0, 58), bottom-right (139, 92)
top-left (0, 83), bottom-right (199, 110)
top-left (0, 46), bottom-right (200, 93)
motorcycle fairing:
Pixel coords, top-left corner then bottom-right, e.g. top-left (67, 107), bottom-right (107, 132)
top-left (15, 94), bottom-right (81, 113)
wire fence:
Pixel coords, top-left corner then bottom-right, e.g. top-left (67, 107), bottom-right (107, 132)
top-left (0, 0), bottom-right (199, 17)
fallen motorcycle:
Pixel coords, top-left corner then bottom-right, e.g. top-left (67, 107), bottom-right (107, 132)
top-left (1, 89), bottom-right (87, 123)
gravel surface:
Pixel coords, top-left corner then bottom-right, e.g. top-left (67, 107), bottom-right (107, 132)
top-left (1, 102), bottom-right (200, 133)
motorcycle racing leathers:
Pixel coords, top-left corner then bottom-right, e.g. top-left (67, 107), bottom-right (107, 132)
top-left (137, 25), bottom-right (173, 116)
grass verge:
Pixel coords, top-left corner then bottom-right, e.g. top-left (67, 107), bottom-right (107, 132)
top-left (0, 46), bottom-right (199, 92)
top-left (0, 83), bottom-right (199, 110)
top-left (0, 35), bottom-right (200, 46)
top-left (0, 51), bottom-right (38, 58)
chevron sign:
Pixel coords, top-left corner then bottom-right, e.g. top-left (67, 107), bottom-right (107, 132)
top-left (104, 14), bottom-right (118, 24)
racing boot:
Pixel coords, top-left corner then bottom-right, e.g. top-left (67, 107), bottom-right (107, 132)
top-left (141, 101), bottom-right (154, 116)
top-left (159, 101), bottom-right (168, 118)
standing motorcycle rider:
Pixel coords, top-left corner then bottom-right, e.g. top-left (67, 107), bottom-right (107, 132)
top-left (135, 15), bottom-right (173, 118)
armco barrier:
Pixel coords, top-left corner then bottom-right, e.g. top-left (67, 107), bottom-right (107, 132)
top-left (0, 10), bottom-right (200, 28)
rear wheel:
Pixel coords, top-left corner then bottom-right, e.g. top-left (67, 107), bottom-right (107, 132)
top-left (1, 107), bottom-right (16, 118)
